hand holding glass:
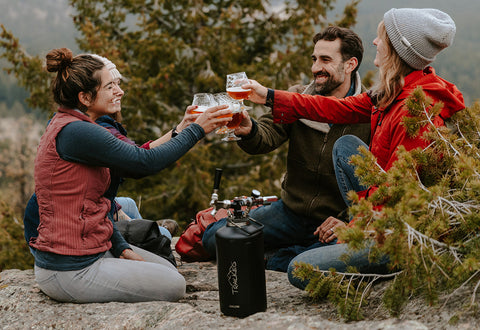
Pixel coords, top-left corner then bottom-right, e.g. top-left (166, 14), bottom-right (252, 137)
top-left (213, 92), bottom-right (247, 142)
top-left (226, 72), bottom-right (252, 110)
top-left (191, 93), bottom-right (236, 138)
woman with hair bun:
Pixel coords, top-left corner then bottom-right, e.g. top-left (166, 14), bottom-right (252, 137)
top-left (29, 48), bottom-right (231, 303)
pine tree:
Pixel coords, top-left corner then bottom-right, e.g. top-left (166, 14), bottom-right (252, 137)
top-left (0, 201), bottom-right (34, 271)
top-left (293, 88), bottom-right (480, 320)
top-left (0, 0), bottom-right (360, 227)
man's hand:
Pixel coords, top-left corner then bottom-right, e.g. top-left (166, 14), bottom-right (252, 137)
top-left (234, 110), bottom-right (253, 136)
top-left (314, 216), bottom-right (347, 243)
top-left (242, 80), bottom-right (268, 105)
top-left (120, 249), bottom-right (144, 261)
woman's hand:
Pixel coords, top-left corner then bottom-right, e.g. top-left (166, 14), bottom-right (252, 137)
top-left (120, 249), bottom-right (144, 261)
top-left (195, 105), bottom-right (232, 134)
top-left (149, 105), bottom-right (202, 148)
top-left (176, 105), bottom-right (201, 132)
top-left (242, 79), bottom-right (269, 105)
top-left (314, 216), bottom-right (347, 243)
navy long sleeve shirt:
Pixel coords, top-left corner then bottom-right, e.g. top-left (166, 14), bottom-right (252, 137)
top-left (32, 120), bottom-right (205, 270)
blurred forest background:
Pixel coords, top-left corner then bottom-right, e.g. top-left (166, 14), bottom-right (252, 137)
top-left (0, 0), bottom-right (479, 270)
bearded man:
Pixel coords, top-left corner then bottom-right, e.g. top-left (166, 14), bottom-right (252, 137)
top-left (202, 26), bottom-right (371, 272)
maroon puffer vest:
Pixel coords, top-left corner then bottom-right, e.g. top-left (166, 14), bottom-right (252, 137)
top-left (31, 108), bottom-right (112, 256)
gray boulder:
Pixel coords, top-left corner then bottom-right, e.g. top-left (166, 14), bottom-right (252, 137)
top-left (0, 243), bottom-right (477, 329)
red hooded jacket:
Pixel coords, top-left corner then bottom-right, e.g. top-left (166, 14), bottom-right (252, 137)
top-left (272, 67), bottom-right (465, 201)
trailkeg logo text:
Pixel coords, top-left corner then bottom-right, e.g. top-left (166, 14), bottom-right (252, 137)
top-left (227, 261), bottom-right (239, 295)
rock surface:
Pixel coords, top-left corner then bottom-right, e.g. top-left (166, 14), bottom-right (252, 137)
top-left (1, 241), bottom-right (478, 329)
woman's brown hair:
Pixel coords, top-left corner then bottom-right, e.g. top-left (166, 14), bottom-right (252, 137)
top-left (46, 48), bottom-right (105, 111)
top-left (370, 22), bottom-right (413, 109)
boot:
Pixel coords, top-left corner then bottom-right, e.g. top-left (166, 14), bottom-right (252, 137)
top-left (156, 219), bottom-right (179, 237)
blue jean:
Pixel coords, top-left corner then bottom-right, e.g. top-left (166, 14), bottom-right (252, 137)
top-left (332, 135), bottom-right (369, 207)
top-left (202, 200), bottom-right (336, 272)
top-left (34, 245), bottom-right (185, 303)
top-left (287, 242), bottom-right (390, 290)
top-left (287, 135), bottom-right (390, 290)
top-left (116, 197), bottom-right (142, 219)
top-left (115, 197), bottom-right (172, 240)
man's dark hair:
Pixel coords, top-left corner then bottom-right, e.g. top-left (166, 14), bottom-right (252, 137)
top-left (313, 26), bottom-right (363, 74)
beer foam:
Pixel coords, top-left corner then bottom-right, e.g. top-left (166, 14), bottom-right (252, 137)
top-left (194, 105), bottom-right (208, 112)
top-left (227, 87), bottom-right (250, 92)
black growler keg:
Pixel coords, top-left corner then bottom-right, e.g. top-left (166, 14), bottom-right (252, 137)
top-left (215, 212), bottom-right (267, 318)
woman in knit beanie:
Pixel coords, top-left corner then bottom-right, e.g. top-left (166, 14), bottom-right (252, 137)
top-left (372, 8), bottom-right (458, 108)
top-left (240, 8), bottom-right (465, 289)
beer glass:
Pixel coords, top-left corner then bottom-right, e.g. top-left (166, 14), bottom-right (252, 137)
top-left (226, 72), bottom-right (252, 110)
top-left (191, 93), bottom-right (216, 113)
top-left (213, 93), bottom-right (243, 141)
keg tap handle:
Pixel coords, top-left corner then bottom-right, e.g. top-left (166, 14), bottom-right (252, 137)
top-left (210, 168), bottom-right (223, 215)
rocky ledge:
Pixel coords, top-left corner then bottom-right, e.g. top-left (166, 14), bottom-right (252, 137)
top-left (1, 244), bottom-right (478, 329)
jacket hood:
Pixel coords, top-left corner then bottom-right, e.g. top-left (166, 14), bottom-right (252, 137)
top-left (397, 67), bottom-right (465, 119)
top-left (96, 115), bottom-right (128, 137)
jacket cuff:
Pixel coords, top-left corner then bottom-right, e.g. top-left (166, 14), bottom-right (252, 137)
top-left (265, 88), bottom-right (275, 108)
top-left (140, 141), bottom-right (152, 149)
top-left (109, 219), bottom-right (131, 257)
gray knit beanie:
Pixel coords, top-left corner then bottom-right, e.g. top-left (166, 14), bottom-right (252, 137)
top-left (383, 8), bottom-right (456, 70)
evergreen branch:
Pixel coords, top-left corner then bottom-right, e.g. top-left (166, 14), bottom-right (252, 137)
top-left (361, 274), bottom-right (382, 314)
top-left (455, 122), bottom-right (480, 159)
top-left (345, 275), bottom-right (354, 301)
top-left (304, 267), bottom-right (403, 318)
top-left (471, 277), bottom-right (480, 306)
top-left (356, 275), bottom-right (378, 317)
top-left (419, 99), bottom-right (460, 156)
top-left (424, 140), bottom-right (436, 151)
top-left (431, 254), bottom-right (452, 281)
top-left (431, 195), bottom-right (480, 225)
top-left (354, 276), bottom-right (364, 304)
top-left (430, 197), bottom-right (466, 224)
top-left (365, 210), bottom-right (385, 229)
top-left (376, 161), bottom-right (387, 174)
top-left (421, 102), bottom-right (460, 156)
top-left (364, 229), bottom-right (394, 236)
top-left (442, 269), bottom-right (480, 308)
top-left (414, 167), bottom-right (479, 225)
top-left (462, 234), bottom-right (480, 246)
top-left (310, 268), bottom-right (403, 280)
top-left (337, 273), bottom-right (347, 291)
top-left (419, 242), bottom-right (430, 275)
top-left (404, 222), bottom-right (462, 262)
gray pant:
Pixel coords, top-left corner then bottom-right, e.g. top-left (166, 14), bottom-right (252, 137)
top-left (34, 245), bottom-right (185, 303)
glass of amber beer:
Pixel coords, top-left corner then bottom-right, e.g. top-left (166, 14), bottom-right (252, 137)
top-left (191, 93), bottom-right (216, 113)
top-left (226, 72), bottom-right (252, 110)
top-left (213, 92), bottom-right (243, 141)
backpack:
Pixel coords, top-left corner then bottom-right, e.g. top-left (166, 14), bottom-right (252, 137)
top-left (117, 219), bottom-right (176, 266)
top-left (175, 207), bottom-right (229, 262)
